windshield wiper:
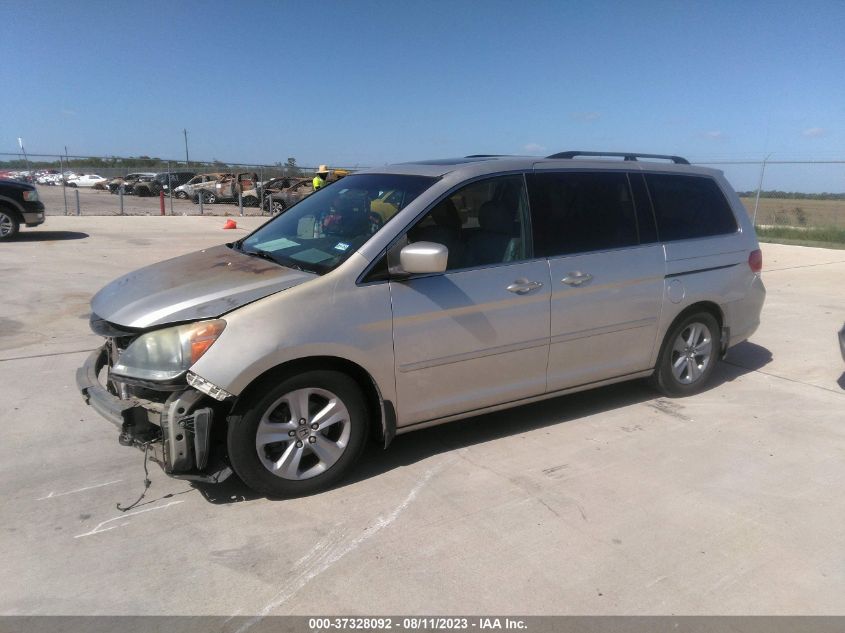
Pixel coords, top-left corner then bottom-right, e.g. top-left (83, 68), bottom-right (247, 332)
top-left (242, 247), bottom-right (284, 266)
top-left (241, 247), bottom-right (320, 274)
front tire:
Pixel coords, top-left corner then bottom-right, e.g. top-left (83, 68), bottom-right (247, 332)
top-left (227, 370), bottom-right (368, 497)
top-left (0, 209), bottom-right (20, 240)
top-left (651, 312), bottom-right (719, 397)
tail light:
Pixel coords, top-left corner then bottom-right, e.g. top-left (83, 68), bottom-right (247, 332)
top-left (748, 249), bottom-right (762, 273)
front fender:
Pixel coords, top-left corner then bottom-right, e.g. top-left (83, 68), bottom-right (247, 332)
top-left (189, 254), bottom-right (397, 406)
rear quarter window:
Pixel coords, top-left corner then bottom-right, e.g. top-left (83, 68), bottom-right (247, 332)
top-left (645, 174), bottom-right (738, 241)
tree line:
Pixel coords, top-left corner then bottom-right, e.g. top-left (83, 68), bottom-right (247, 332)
top-left (0, 156), bottom-right (304, 176)
top-left (737, 190), bottom-right (845, 200)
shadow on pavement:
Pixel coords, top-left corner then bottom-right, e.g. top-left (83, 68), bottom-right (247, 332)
top-left (722, 341), bottom-right (774, 373)
top-left (194, 340), bottom-right (773, 504)
top-left (193, 473), bottom-right (263, 504)
top-left (837, 373), bottom-right (845, 390)
top-left (14, 231), bottom-right (89, 241)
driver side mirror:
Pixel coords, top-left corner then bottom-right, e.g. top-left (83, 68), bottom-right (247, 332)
top-left (398, 241), bottom-right (449, 275)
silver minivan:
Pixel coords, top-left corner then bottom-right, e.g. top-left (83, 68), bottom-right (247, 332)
top-left (77, 152), bottom-right (766, 497)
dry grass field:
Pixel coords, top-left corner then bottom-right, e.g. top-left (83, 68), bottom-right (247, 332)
top-left (739, 196), bottom-right (845, 229)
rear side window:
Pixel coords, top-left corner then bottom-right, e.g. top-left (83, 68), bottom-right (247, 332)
top-left (527, 171), bottom-right (639, 257)
top-left (645, 174), bottom-right (737, 241)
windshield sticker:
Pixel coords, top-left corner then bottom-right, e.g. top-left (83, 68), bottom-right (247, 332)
top-left (292, 248), bottom-right (334, 264)
top-left (334, 242), bottom-right (350, 252)
top-left (254, 237), bottom-right (299, 251)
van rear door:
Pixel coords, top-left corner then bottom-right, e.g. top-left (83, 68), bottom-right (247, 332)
top-left (528, 169), bottom-right (665, 390)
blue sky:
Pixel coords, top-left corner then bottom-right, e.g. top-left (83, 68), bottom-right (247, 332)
top-left (2, 0), bottom-right (844, 189)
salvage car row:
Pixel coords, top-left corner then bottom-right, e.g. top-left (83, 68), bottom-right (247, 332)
top-left (185, 168), bottom-right (349, 211)
top-left (4, 167), bottom-right (350, 214)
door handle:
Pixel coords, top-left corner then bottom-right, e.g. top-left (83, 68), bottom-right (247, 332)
top-left (506, 279), bottom-right (543, 294)
top-left (561, 272), bottom-right (593, 286)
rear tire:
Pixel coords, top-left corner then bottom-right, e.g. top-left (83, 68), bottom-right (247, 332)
top-left (227, 370), bottom-right (368, 497)
top-left (650, 312), bottom-right (720, 397)
top-left (0, 208), bottom-right (20, 240)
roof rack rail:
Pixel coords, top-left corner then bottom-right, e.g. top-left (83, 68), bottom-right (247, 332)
top-left (546, 151), bottom-right (689, 165)
top-left (464, 154), bottom-right (506, 158)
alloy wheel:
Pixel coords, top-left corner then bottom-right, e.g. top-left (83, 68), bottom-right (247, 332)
top-left (670, 321), bottom-right (713, 384)
top-left (254, 388), bottom-right (351, 480)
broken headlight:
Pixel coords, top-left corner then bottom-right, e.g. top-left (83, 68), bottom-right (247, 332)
top-left (111, 319), bottom-right (226, 382)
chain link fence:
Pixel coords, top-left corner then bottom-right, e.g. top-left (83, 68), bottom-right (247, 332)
top-left (2, 153), bottom-right (843, 237)
top-left (0, 152), bottom-right (353, 179)
top-left (0, 152), bottom-right (360, 217)
top-left (694, 160), bottom-right (845, 227)
top-left (693, 159), bottom-right (845, 246)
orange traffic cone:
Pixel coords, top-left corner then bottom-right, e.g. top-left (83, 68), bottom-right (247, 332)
top-left (223, 219), bottom-right (237, 230)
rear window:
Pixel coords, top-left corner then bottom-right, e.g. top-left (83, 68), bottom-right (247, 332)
top-left (645, 174), bottom-right (738, 241)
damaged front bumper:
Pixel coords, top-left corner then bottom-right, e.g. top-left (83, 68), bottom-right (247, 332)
top-left (76, 346), bottom-right (232, 483)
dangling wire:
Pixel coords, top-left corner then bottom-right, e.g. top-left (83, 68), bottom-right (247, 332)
top-left (116, 440), bottom-right (155, 512)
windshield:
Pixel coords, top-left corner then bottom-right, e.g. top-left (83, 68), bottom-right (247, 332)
top-left (237, 174), bottom-right (436, 274)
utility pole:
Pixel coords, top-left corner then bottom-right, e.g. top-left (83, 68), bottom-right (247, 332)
top-left (183, 129), bottom-right (189, 168)
top-left (61, 146), bottom-right (68, 214)
top-left (752, 153), bottom-right (772, 227)
top-left (17, 138), bottom-right (31, 181)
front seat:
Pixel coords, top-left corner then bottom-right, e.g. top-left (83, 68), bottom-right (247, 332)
top-left (410, 198), bottom-right (466, 269)
top-left (466, 201), bottom-right (516, 266)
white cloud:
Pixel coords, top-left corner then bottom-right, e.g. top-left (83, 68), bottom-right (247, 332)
top-left (704, 130), bottom-right (725, 140)
top-left (802, 127), bottom-right (826, 138)
top-left (523, 143), bottom-right (546, 154)
top-left (571, 112), bottom-right (601, 123)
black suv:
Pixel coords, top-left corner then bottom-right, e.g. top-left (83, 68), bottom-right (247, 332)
top-left (133, 171), bottom-right (196, 197)
top-left (0, 179), bottom-right (45, 240)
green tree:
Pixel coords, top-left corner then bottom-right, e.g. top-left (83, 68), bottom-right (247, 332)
top-left (285, 157), bottom-right (302, 177)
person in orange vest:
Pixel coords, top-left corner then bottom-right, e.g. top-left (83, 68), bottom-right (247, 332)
top-left (313, 165), bottom-right (330, 190)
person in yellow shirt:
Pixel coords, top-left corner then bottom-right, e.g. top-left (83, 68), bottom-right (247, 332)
top-left (313, 165), bottom-right (330, 190)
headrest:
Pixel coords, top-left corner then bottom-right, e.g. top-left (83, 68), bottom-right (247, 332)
top-left (430, 198), bottom-right (462, 230)
top-left (478, 201), bottom-right (513, 234)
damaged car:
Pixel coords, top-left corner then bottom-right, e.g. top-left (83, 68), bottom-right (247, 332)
top-left (107, 172), bottom-right (156, 194)
top-left (175, 172), bottom-right (233, 200)
top-left (78, 153), bottom-right (766, 497)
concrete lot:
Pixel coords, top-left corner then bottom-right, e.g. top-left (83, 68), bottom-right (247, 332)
top-left (37, 184), bottom-right (267, 217)
top-left (0, 216), bottom-right (843, 616)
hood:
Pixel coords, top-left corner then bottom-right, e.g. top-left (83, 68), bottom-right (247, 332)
top-left (0, 180), bottom-right (35, 192)
top-left (91, 244), bottom-right (314, 329)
